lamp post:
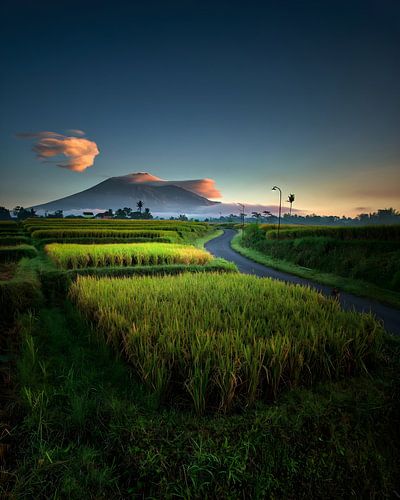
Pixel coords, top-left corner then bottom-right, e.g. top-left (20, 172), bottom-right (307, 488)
top-left (272, 186), bottom-right (282, 238)
top-left (237, 203), bottom-right (245, 231)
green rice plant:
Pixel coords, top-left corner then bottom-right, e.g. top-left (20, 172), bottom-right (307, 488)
top-left (45, 242), bottom-right (213, 269)
top-left (0, 221), bottom-right (19, 231)
top-left (0, 235), bottom-right (31, 245)
top-left (69, 273), bottom-right (385, 413)
top-left (37, 236), bottom-right (176, 245)
top-left (25, 220), bottom-right (209, 234)
top-left (0, 244), bottom-right (38, 262)
top-left (266, 225), bottom-right (400, 241)
top-left (31, 229), bottom-right (180, 240)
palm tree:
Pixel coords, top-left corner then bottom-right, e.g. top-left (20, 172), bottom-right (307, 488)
top-left (136, 200), bottom-right (144, 213)
top-left (287, 193), bottom-right (295, 216)
top-left (252, 211), bottom-right (261, 223)
top-left (262, 210), bottom-right (271, 221)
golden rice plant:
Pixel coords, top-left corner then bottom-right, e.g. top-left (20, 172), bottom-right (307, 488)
top-left (69, 273), bottom-right (385, 413)
top-left (46, 242), bottom-right (213, 269)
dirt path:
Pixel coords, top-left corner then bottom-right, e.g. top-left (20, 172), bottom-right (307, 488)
top-left (205, 229), bottom-right (400, 335)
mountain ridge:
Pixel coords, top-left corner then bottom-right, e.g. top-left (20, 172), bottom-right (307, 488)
top-left (31, 172), bottom-right (220, 213)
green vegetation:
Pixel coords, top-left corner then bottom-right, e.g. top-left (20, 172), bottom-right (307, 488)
top-left (239, 224), bottom-right (400, 300)
top-left (70, 273), bottom-right (384, 413)
top-left (0, 259), bottom-right (43, 326)
top-left (32, 228), bottom-right (180, 241)
top-left (39, 259), bottom-right (237, 300)
top-left (264, 224), bottom-right (400, 240)
top-left (0, 235), bottom-right (31, 245)
top-left (1, 217), bottom-right (399, 497)
top-left (46, 242), bottom-right (213, 269)
top-left (2, 306), bottom-right (399, 498)
top-left (0, 244), bottom-right (38, 262)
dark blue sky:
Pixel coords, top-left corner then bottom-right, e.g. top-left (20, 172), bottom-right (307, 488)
top-left (1, 0), bottom-right (399, 214)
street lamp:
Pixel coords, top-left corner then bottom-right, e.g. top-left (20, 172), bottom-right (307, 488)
top-left (272, 186), bottom-right (282, 238)
top-left (237, 203), bottom-right (245, 231)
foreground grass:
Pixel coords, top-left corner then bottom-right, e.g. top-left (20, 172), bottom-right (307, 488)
top-left (2, 306), bottom-right (399, 498)
top-left (232, 232), bottom-right (400, 309)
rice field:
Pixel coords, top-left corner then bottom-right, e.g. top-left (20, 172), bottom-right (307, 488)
top-left (70, 273), bottom-right (385, 413)
top-left (31, 228), bottom-right (180, 240)
top-left (46, 242), bottom-right (213, 269)
top-left (24, 219), bottom-right (209, 234)
top-left (262, 224), bottom-right (400, 241)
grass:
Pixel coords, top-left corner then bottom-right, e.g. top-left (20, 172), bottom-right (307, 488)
top-left (193, 228), bottom-right (223, 249)
top-left (45, 242), bottom-right (213, 269)
top-left (232, 231), bottom-right (400, 309)
top-left (2, 306), bottom-right (399, 498)
top-left (31, 228), bottom-right (181, 240)
top-left (1, 222), bottom-right (398, 496)
top-left (0, 244), bottom-right (38, 262)
top-left (70, 273), bottom-right (385, 413)
top-left (0, 258), bottom-right (43, 327)
top-left (264, 224), bottom-right (400, 240)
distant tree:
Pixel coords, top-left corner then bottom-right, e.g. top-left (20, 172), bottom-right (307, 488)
top-left (143, 207), bottom-right (153, 219)
top-left (0, 206), bottom-right (11, 220)
top-left (178, 214), bottom-right (188, 221)
top-left (115, 208), bottom-right (128, 219)
top-left (47, 209), bottom-right (63, 218)
top-left (262, 210), bottom-right (272, 220)
top-left (287, 193), bottom-right (295, 216)
top-left (13, 206), bottom-right (36, 220)
top-left (136, 200), bottom-right (144, 213)
top-left (251, 211), bottom-right (262, 223)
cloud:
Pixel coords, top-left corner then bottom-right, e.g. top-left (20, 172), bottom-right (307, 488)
top-left (170, 179), bottom-right (222, 199)
top-left (65, 129), bottom-right (85, 136)
top-left (18, 130), bottom-right (99, 172)
top-left (354, 206), bottom-right (372, 212)
top-left (120, 172), bottom-right (222, 199)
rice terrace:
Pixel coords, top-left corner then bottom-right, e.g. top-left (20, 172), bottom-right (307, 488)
top-left (1, 1), bottom-right (400, 497)
top-left (1, 214), bottom-right (399, 498)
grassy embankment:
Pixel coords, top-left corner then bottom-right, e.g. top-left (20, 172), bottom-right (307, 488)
top-left (232, 225), bottom-right (400, 309)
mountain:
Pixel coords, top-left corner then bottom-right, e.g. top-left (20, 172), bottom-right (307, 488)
top-left (31, 172), bottom-right (220, 213)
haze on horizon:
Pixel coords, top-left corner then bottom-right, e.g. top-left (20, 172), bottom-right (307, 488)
top-left (0, 0), bottom-right (399, 217)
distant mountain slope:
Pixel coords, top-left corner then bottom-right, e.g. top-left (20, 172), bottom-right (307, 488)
top-left (31, 173), bottom-right (220, 212)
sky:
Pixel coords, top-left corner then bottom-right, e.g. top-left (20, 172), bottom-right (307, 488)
top-left (0, 0), bottom-right (399, 216)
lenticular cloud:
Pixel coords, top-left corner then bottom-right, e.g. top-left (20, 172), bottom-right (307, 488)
top-left (17, 130), bottom-right (99, 172)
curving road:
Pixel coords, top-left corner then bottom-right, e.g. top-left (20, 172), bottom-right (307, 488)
top-left (205, 229), bottom-right (400, 335)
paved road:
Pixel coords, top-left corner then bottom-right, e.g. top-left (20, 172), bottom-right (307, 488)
top-left (206, 229), bottom-right (400, 335)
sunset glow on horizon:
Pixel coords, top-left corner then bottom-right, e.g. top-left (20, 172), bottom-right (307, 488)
top-left (1, 1), bottom-right (399, 216)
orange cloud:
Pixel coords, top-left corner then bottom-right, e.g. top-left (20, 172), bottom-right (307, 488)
top-left (172, 179), bottom-right (221, 198)
top-left (120, 172), bottom-right (222, 199)
top-left (18, 130), bottom-right (99, 172)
